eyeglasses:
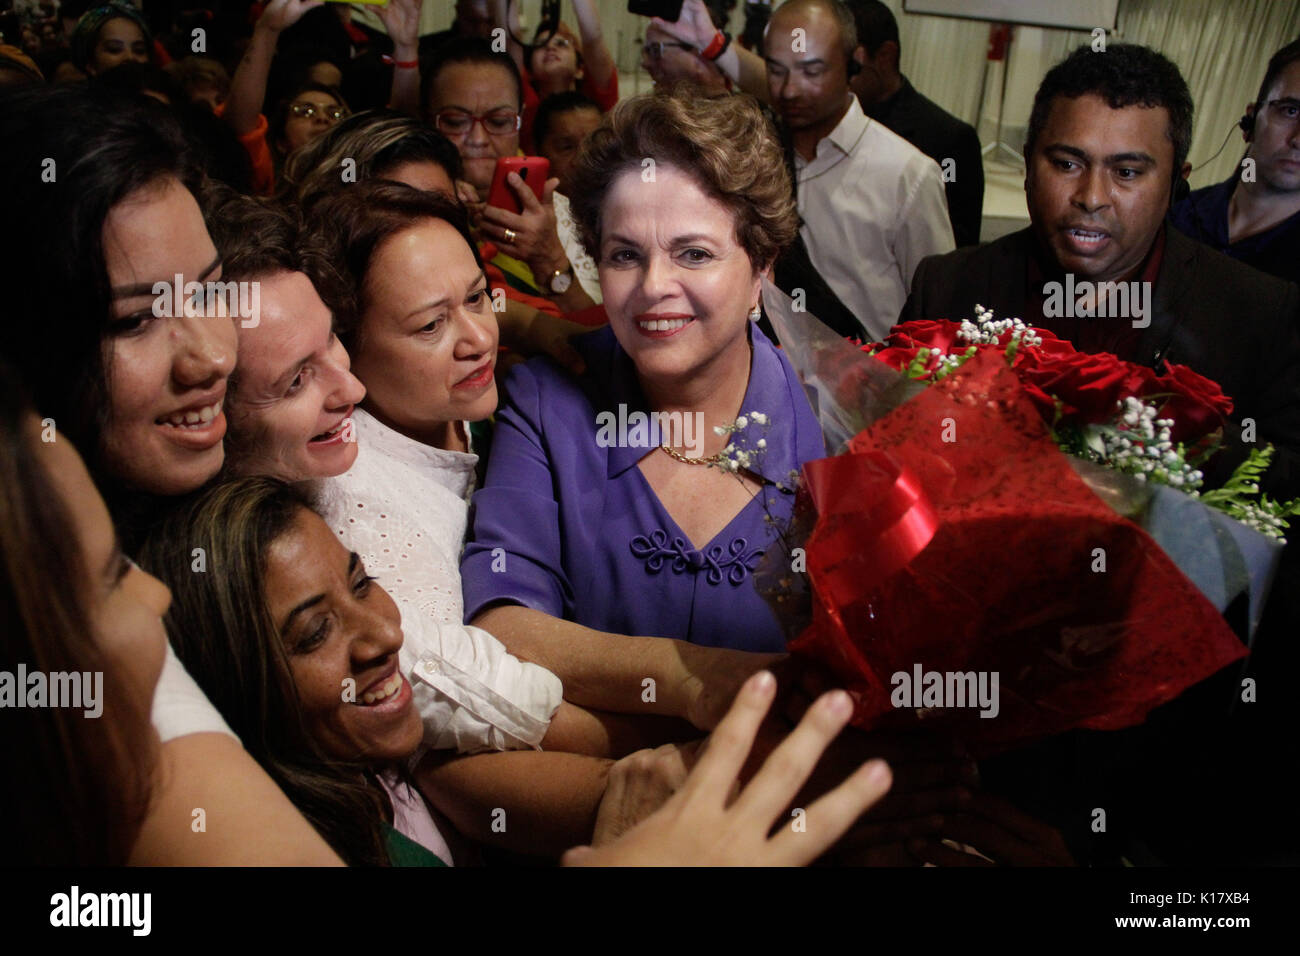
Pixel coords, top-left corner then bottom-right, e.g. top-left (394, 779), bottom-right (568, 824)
top-left (642, 41), bottom-right (696, 60)
top-left (433, 108), bottom-right (522, 137)
top-left (538, 35), bottom-right (573, 51)
top-left (289, 102), bottom-right (346, 121)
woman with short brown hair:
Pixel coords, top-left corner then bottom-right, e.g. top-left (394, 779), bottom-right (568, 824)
top-left (463, 89), bottom-right (823, 733)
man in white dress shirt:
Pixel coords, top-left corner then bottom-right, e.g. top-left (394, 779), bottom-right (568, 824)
top-left (765, 0), bottom-right (954, 341)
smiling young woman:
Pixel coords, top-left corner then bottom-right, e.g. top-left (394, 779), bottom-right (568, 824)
top-left (138, 477), bottom-right (440, 866)
top-left (202, 185), bottom-right (367, 484)
top-left (0, 86), bottom-right (343, 866)
top-left (0, 85), bottom-right (234, 537)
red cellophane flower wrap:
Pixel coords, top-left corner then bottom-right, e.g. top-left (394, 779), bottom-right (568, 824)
top-left (787, 349), bottom-right (1246, 754)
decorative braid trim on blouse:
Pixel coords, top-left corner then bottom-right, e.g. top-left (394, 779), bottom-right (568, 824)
top-left (630, 529), bottom-right (764, 586)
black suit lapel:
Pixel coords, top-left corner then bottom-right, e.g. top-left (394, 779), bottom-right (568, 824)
top-left (992, 229), bottom-right (1033, 321)
top-left (1139, 228), bottom-right (1197, 368)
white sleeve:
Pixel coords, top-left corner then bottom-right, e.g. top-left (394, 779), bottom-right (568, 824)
top-left (894, 155), bottom-right (956, 292)
top-left (316, 460), bottom-right (563, 755)
top-left (554, 192), bottom-right (602, 304)
top-left (151, 643), bottom-right (238, 743)
top-left (403, 621), bottom-right (564, 754)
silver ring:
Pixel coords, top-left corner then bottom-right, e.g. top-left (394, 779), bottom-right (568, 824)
top-left (504, 228), bottom-right (517, 243)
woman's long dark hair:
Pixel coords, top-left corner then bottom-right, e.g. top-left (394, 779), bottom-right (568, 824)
top-left (0, 365), bottom-right (153, 864)
top-left (137, 478), bottom-right (393, 866)
top-left (0, 85), bottom-right (204, 526)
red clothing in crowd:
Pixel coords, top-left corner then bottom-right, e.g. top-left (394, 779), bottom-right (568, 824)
top-left (519, 64), bottom-right (617, 152)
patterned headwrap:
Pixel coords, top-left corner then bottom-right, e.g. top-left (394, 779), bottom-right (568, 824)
top-left (71, 2), bottom-right (152, 71)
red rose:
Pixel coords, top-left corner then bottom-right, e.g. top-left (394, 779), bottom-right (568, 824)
top-left (1014, 348), bottom-right (1140, 424)
top-left (1011, 324), bottom-right (1072, 356)
top-left (867, 344), bottom-right (926, 373)
top-left (1148, 363), bottom-right (1234, 445)
top-left (882, 319), bottom-right (965, 354)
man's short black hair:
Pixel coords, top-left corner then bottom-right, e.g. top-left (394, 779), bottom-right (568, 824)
top-left (1253, 36), bottom-right (1300, 109)
top-left (1026, 44), bottom-right (1193, 174)
top-left (534, 91), bottom-right (600, 150)
top-left (423, 37), bottom-right (524, 116)
top-left (842, 0), bottom-right (898, 56)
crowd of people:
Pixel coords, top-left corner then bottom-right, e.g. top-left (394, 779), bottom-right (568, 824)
top-left (1, 0), bottom-right (1298, 867)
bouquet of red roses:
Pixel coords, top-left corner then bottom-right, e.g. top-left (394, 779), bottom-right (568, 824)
top-left (752, 284), bottom-right (1286, 754)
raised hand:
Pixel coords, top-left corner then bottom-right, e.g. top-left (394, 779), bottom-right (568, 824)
top-left (649, 0), bottom-right (717, 51)
top-left (376, 0), bottom-right (424, 55)
top-left (564, 671), bottom-right (893, 866)
top-left (255, 0), bottom-right (323, 36)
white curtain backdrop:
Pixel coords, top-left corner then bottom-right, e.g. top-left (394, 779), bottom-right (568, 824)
top-left (890, 0), bottom-right (1300, 188)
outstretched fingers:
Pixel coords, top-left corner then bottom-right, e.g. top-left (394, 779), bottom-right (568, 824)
top-left (679, 670), bottom-right (777, 805)
top-left (768, 757), bottom-right (893, 865)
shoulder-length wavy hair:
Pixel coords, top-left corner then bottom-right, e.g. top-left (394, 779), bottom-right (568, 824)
top-left (136, 478), bottom-right (392, 866)
top-left (568, 89), bottom-right (798, 271)
top-left (0, 366), bottom-right (153, 864)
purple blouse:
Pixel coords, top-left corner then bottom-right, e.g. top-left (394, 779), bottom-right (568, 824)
top-left (461, 323), bottom-right (826, 651)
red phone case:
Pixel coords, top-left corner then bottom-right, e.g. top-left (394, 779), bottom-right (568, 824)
top-left (486, 157), bottom-right (550, 214)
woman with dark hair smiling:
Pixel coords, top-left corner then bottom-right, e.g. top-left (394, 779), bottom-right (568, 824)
top-left (0, 85), bottom-right (231, 538)
top-left (139, 477), bottom-right (451, 866)
top-left (137, 476), bottom-right (893, 865)
top-left (0, 84), bottom-right (342, 865)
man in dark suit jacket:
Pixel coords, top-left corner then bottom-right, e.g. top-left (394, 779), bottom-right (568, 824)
top-left (903, 51), bottom-right (1300, 497)
top-left (903, 42), bottom-right (1300, 865)
top-left (845, 0), bottom-right (984, 247)
top-left (904, 225), bottom-right (1300, 494)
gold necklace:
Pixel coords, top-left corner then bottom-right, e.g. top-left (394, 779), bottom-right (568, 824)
top-left (659, 443), bottom-right (726, 466)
